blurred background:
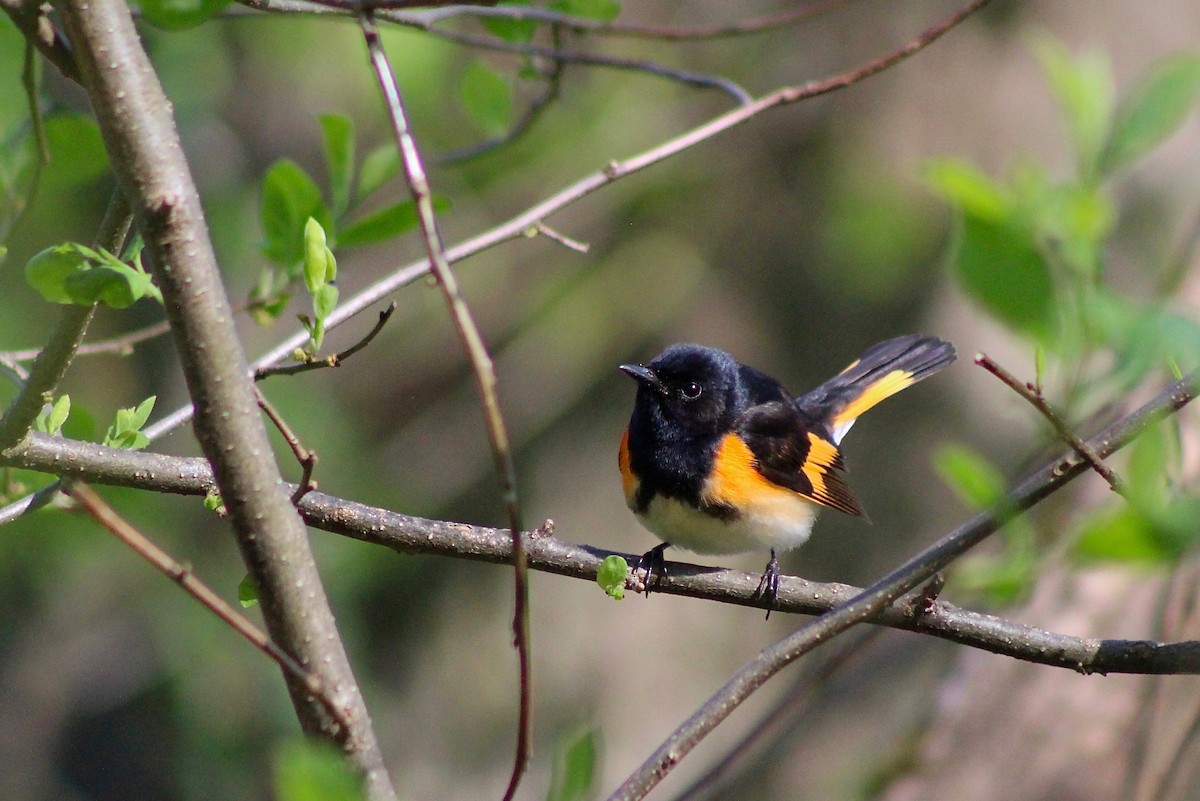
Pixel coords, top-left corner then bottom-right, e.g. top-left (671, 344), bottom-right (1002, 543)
top-left (2, 0), bottom-right (1200, 799)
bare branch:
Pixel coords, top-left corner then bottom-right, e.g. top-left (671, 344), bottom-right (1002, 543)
top-left (358, 16), bottom-right (532, 798)
top-left (4, 368), bottom-right (1199, 678)
top-left (290, 0), bottom-right (848, 42)
top-left (0, 0), bottom-right (79, 82)
top-left (255, 302), bottom-right (397, 379)
top-left (977, 353), bottom-right (1125, 494)
top-left (254, 387), bottom-right (318, 504)
top-left (64, 480), bottom-right (351, 730)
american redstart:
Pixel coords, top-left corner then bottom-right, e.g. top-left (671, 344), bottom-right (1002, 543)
top-left (618, 334), bottom-right (955, 615)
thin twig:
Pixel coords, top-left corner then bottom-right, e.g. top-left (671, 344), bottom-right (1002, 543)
top-left (415, 24), bottom-right (754, 105)
top-left (254, 387), bottom-right (319, 504)
top-left (433, 43), bottom-right (565, 165)
top-left (235, 0), bottom-right (753, 104)
top-left (64, 480), bottom-right (350, 729)
top-left (1, 319), bottom-right (173, 363)
top-left (287, 0), bottom-right (848, 41)
top-left (358, 14), bottom-right (533, 800)
top-left (533, 222), bottom-right (590, 253)
top-left (256, 302), bottom-right (397, 379)
top-left (977, 353), bottom-right (1125, 494)
top-left (0, 0), bottom-right (80, 82)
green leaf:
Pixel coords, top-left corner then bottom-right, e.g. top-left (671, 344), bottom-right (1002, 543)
top-left (237, 573), bottom-right (258, 607)
top-left (925, 160), bottom-right (1012, 222)
top-left (595, 555), bottom-right (628, 600)
top-left (1073, 506), bottom-right (1179, 563)
top-left (950, 213), bottom-right (1057, 341)
top-left (933, 443), bottom-right (1006, 509)
top-left (320, 114), bottom-right (356, 219)
top-left (337, 196), bottom-right (450, 248)
top-left (25, 244), bottom-right (91, 304)
top-left (1033, 36), bottom-right (1113, 178)
top-left (274, 740), bottom-right (364, 801)
top-left (139, 0), bottom-right (232, 29)
top-left (313, 284), bottom-right (338, 322)
top-left (481, 2), bottom-right (538, 44)
top-left (35, 395), bottom-right (71, 436)
top-left (303, 217), bottom-right (331, 295)
top-left (103, 396), bottom-right (156, 450)
top-left (356, 143), bottom-right (400, 202)
top-left (551, 0), bottom-right (620, 22)
top-left (1101, 54), bottom-right (1200, 174)
top-left (261, 160), bottom-right (330, 268)
top-left (63, 258), bottom-right (160, 308)
top-left (130, 395), bottom-right (156, 430)
top-left (548, 729), bottom-right (598, 801)
top-left (460, 61), bottom-right (513, 137)
top-left (42, 114), bottom-right (110, 192)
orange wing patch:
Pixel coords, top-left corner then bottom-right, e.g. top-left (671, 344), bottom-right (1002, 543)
top-left (832, 369), bottom-right (916, 433)
top-left (704, 432), bottom-right (864, 518)
top-left (618, 427), bottom-right (638, 508)
top-left (801, 432), bottom-right (866, 517)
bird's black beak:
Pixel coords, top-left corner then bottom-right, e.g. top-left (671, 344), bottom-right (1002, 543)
top-left (619, 363), bottom-right (667, 395)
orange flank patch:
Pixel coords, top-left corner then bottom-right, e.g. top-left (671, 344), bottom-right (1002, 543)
top-left (705, 433), bottom-right (800, 508)
top-left (832, 369), bottom-right (915, 431)
top-left (618, 428), bottom-right (637, 507)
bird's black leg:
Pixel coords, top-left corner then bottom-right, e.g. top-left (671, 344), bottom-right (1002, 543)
top-left (752, 549), bottom-right (781, 619)
top-left (636, 542), bottom-right (670, 597)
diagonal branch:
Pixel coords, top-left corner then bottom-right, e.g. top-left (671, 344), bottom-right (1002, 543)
top-left (358, 14), bottom-right (532, 800)
top-left (50, 1), bottom-right (395, 798)
top-left (65, 480), bottom-right (351, 729)
top-left (977, 353), bottom-right (1125, 493)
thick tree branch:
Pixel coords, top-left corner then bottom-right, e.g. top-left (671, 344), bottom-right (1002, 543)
top-left (50, 2), bottom-right (395, 798)
top-left (5, 367), bottom-right (1199, 678)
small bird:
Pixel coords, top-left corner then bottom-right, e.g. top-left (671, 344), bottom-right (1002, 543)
top-left (618, 334), bottom-right (955, 615)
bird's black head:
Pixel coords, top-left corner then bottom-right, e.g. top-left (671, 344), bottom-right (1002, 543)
top-left (619, 344), bottom-right (744, 440)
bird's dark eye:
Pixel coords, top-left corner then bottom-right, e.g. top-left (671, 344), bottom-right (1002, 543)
top-left (679, 381), bottom-right (703, 401)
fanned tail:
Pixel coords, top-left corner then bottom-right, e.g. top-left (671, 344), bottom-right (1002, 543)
top-left (797, 334), bottom-right (956, 443)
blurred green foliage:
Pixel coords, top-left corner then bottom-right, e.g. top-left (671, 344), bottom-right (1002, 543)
top-left (2, 6), bottom-right (1199, 801)
top-left (930, 38), bottom-right (1200, 604)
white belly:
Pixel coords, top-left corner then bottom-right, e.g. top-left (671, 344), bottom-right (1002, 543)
top-left (637, 493), bottom-right (818, 555)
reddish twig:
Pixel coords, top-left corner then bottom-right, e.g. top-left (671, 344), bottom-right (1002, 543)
top-left (358, 15), bottom-right (533, 801)
top-left (976, 353), bottom-right (1125, 494)
top-left (254, 387), bottom-right (319, 504)
top-left (64, 480), bottom-right (351, 730)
